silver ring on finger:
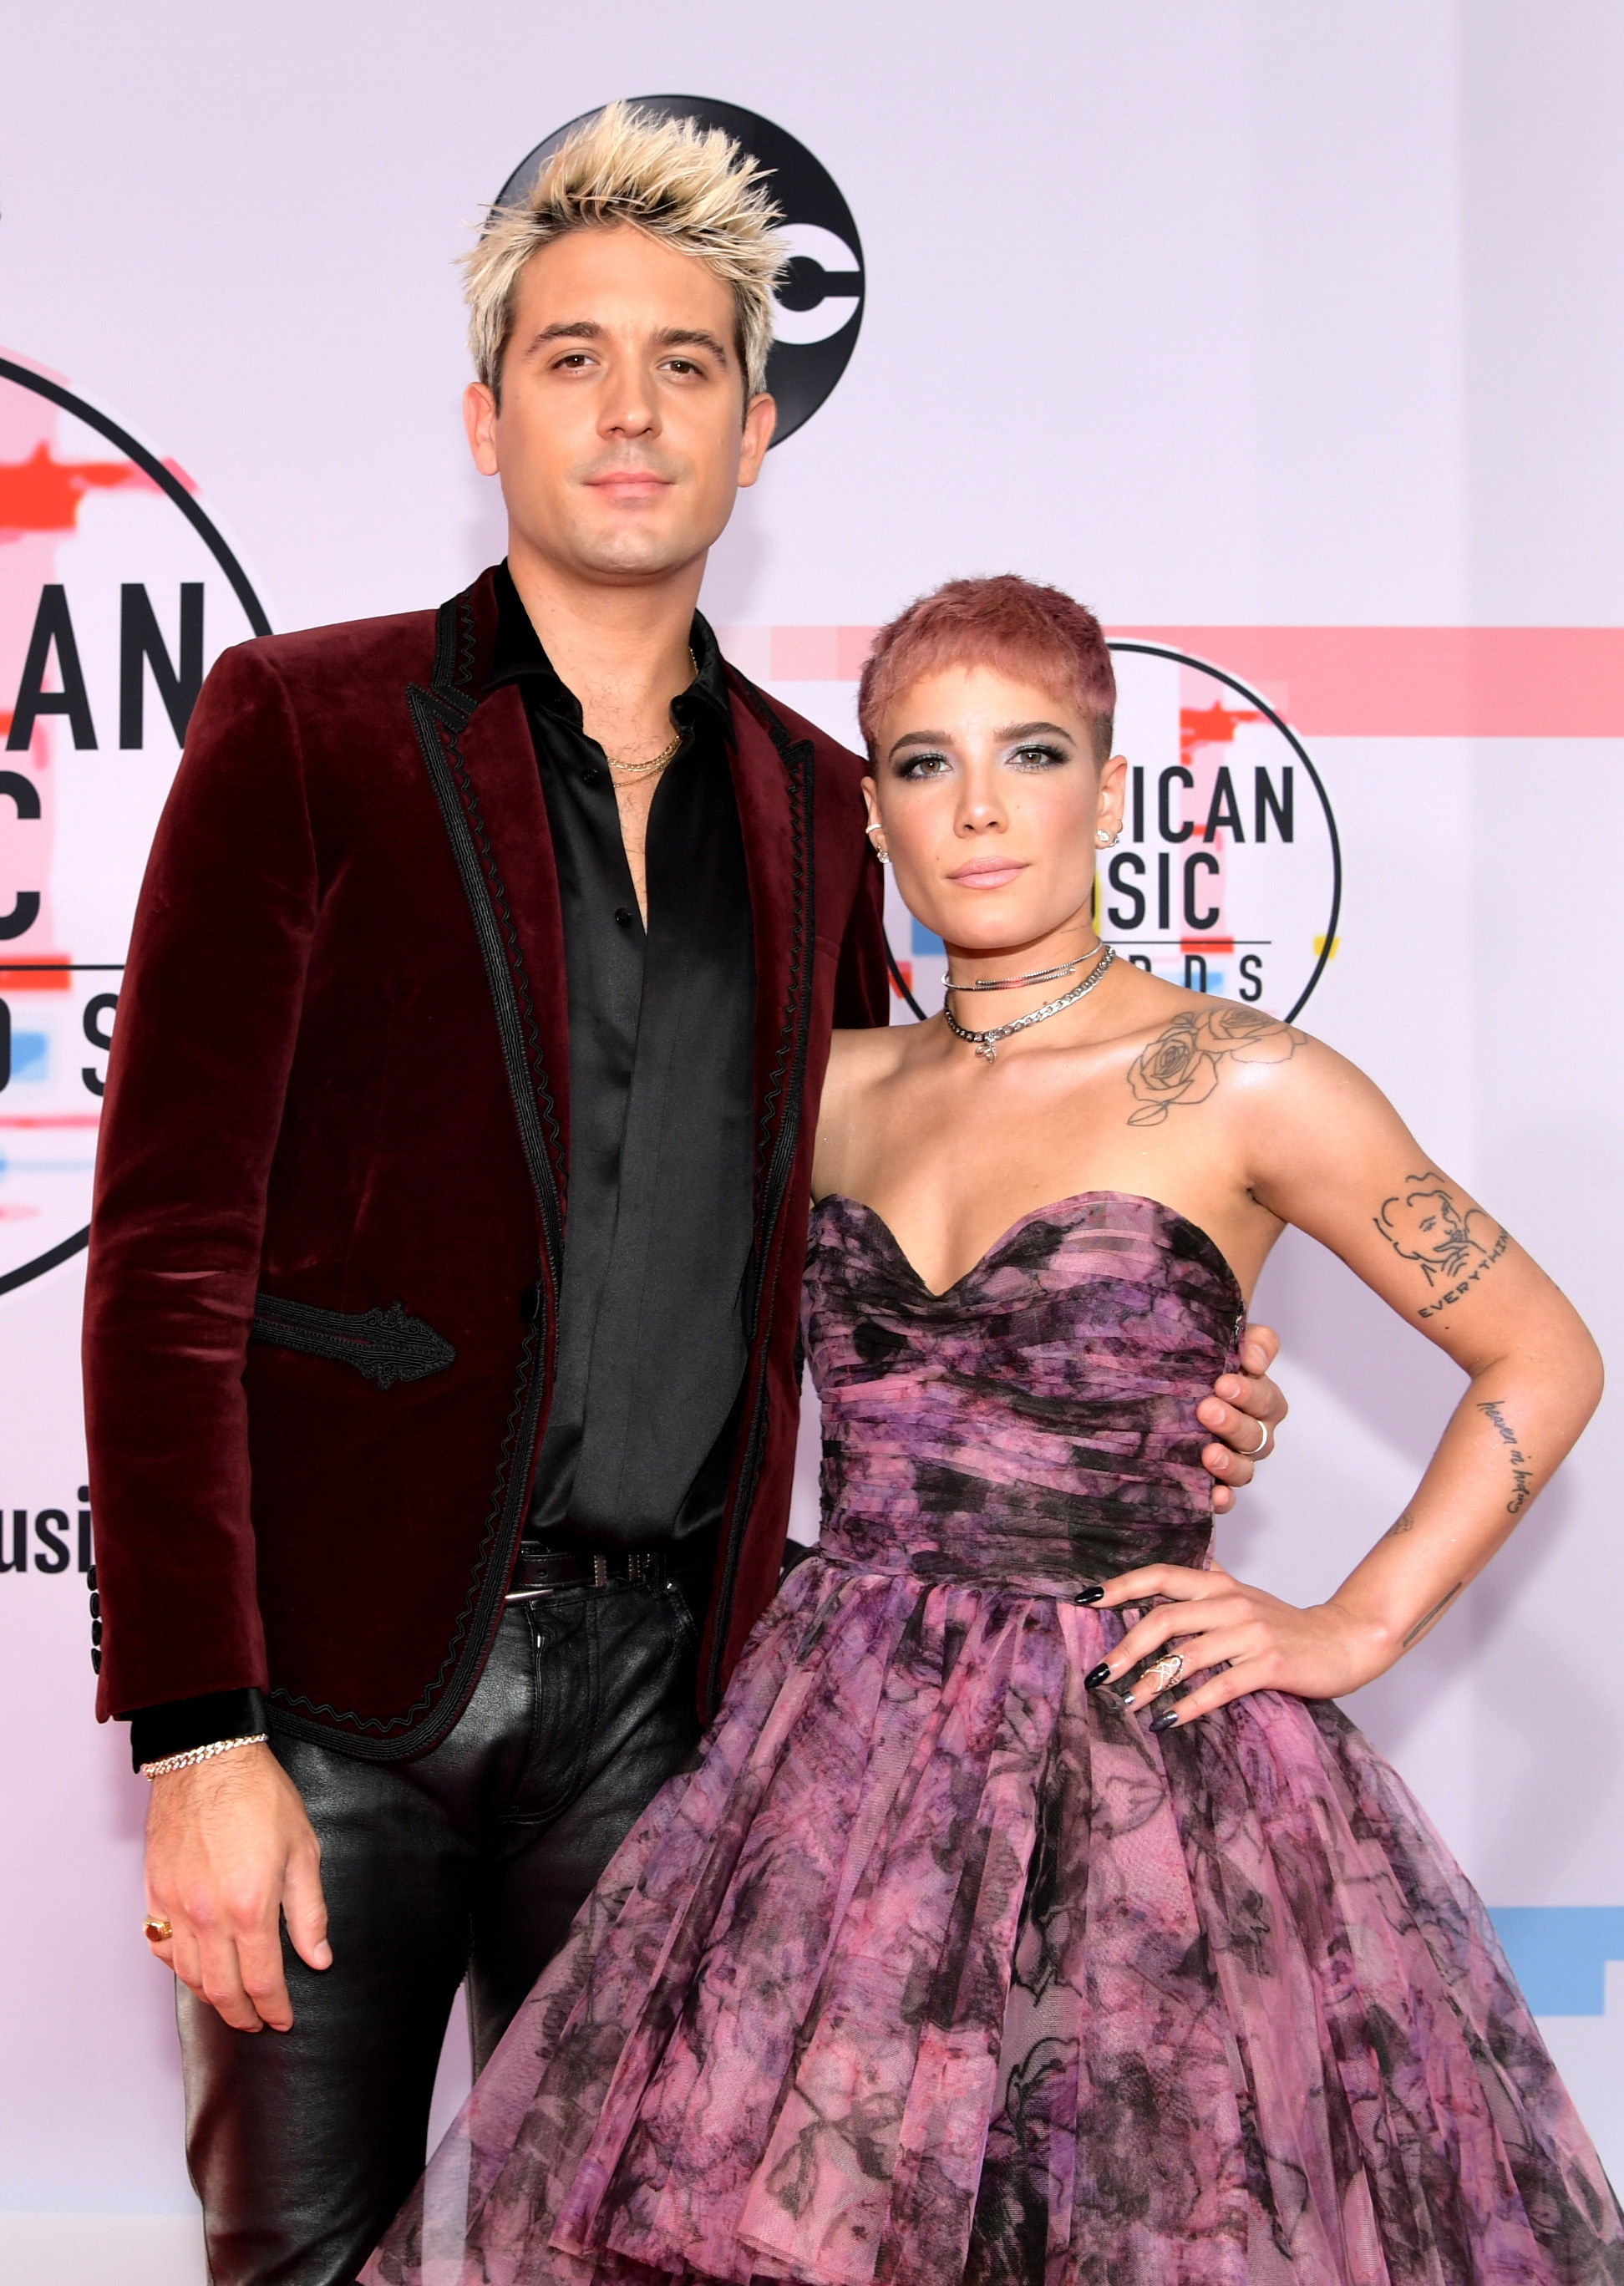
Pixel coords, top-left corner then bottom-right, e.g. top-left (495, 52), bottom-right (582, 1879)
top-left (1144, 1652), bottom-right (1184, 1698)
top-left (1246, 1416), bottom-right (1269, 1457)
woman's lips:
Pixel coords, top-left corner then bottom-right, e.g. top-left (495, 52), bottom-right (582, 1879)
top-left (946, 861), bottom-right (1028, 889)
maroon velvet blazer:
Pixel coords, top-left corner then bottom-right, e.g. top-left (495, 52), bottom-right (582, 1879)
top-left (84, 567), bottom-right (888, 1759)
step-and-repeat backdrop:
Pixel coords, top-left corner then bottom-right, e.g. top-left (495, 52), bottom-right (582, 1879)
top-left (3, 5), bottom-right (1621, 2274)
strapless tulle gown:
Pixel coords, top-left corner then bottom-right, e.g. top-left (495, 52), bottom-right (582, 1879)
top-left (365, 1191), bottom-right (1624, 2285)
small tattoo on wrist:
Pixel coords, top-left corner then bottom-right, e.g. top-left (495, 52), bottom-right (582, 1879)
top-left (1402, 1582), bottom-right (1464, 1650)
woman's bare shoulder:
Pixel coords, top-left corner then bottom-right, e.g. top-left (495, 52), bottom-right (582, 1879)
top-left (1112, 990), bottom-right (1311, 1129)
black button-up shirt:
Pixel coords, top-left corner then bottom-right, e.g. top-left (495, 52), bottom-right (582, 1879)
top-left (488, 561), bottom-right (757, 1551)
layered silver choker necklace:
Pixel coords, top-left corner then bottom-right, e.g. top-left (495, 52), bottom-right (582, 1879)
top-left (941, 941), bottom-right (1116, 1063)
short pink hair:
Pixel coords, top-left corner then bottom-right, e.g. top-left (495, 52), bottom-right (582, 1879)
top-left (857, 574), bottom-right (1116, 764)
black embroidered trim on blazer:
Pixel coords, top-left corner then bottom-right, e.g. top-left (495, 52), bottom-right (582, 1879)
top-left (251, 1294), bottom-right (457, 1389)
top-left (703, 672), bottom-right (818, 1717)
top-left (267, 588), bottom-right (561, 1759)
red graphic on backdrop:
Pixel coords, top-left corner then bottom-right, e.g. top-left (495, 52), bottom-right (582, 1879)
top-left (0, 442), bottom-right (196, 538)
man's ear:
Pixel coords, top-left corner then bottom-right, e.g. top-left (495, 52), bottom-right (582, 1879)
top-left (738, 393), bottom-right (777, 487)
top-left (464, 381), bottom-right (500, 476)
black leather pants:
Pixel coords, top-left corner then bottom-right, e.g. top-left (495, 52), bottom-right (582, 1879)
top-left (176, 1575), bottom-right (704, 2286)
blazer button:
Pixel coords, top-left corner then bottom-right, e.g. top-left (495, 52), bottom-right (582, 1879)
top-left (614, 907), bottom-right (634, 927)
top-left (579, 764), bottom-right (602, 785)
top-left (520, 1280), bottom-right (544, 1325)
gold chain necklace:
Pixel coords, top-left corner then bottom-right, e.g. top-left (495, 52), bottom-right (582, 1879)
top-left (603, 649), bottom-right (698, 780)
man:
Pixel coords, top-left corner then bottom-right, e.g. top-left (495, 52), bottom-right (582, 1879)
top-left (84, 104), bottom-right (1286, 2286)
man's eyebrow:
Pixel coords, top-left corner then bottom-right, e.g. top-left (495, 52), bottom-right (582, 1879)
top-left (519, 321), bottom-right (731, 363)
top-left (654, 327), bottom-right (731, 362)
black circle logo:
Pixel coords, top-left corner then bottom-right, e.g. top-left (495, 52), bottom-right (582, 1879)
top-left (0, 356), bottom-right (268, 1298)
top-left (495, 98), bottom-right (864, 445)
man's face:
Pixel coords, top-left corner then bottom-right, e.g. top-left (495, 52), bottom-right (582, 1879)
top-left (464, 223), bottom-right (776, 587)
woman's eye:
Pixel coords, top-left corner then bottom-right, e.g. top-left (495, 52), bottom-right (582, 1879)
top-left (1009, 744), bottom-right (1068, 770)
top-left (896, 751), bottom-right (952, 780)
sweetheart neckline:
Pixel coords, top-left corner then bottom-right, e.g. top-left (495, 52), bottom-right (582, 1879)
top-left (813, 1188), bottom-right (1246, 1309)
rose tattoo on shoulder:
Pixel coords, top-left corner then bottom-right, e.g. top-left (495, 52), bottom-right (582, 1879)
top-left (1125, 1004), bottom-right (1302, 1126)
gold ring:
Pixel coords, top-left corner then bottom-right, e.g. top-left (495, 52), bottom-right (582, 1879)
top-left (142, 1915), bottom-right (173, 1943)
top-left (1144, 1654), bottom-right (1184, 1698)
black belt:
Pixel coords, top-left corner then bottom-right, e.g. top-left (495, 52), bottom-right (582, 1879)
top-left (505, 1542), bottom-right (683, 1603)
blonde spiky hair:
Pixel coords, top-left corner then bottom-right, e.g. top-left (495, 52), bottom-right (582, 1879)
top-left (464, 101), bottom-right (788, 404)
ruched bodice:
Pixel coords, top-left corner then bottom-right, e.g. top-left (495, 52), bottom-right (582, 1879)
top-left (807, 1191), bottom-right (1245, 1590)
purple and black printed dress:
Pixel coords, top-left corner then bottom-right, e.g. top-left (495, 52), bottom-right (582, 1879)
top-left (367, 1191), bottom-right (1624, 2285)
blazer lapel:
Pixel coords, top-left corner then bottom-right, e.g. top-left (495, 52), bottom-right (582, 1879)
top-left (406, 579), bottom-right (568, 1303)
top-left (725, 669), bottom-right (818, 1239)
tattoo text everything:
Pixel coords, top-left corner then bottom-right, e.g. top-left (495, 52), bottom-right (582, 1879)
top-left (1125, 1004), bottom-right (1302, 1127)
top-left (1478, 1400), bottom-right (1535, 1515)
top-left (1373, 1171), bottom-right (1509, 1319)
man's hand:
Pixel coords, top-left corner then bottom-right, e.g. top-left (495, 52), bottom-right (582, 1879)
top-left (1197, 1322), bottom-right (1287, 1512)
top-left (143, 1743), bottom-right (330, 2031)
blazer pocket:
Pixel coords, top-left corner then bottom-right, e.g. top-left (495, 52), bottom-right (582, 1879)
top-left (250, 1294), bottom-right (457, 1389)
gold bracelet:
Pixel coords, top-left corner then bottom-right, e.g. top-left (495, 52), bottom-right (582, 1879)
top-left (140, 1733), bottom-right (269, 1781)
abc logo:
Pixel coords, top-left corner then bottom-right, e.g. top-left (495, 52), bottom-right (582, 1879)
top-left (496, 98), bottom-right (865, 444)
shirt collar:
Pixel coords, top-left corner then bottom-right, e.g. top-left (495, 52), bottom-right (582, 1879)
top-left (486, 557), bottom-right (733, 737)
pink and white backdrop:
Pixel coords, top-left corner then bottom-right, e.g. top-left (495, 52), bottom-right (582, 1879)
top-left (3, 4), bottom-right (1622, 2278)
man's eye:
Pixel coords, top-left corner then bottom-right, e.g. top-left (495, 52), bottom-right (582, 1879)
top-left (554, 354), bottom-right (592, 370)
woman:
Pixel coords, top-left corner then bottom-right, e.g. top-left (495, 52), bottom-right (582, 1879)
top-left (368, 577), bottom-right (1620, 2285)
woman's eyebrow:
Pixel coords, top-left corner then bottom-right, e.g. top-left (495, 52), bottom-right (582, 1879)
top-left (997, 720), bottom-right (1073, 741)
top-left (886, 729), bottom-right (954, 761)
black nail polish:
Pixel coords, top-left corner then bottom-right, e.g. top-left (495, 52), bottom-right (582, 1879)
top-left (1084, 1662), bottom-right (1112, 1689)
top-left (1149, 1709), bottom-right (1180, 1734)
top-left (1073, 1585), bottom-right (1104, 1605)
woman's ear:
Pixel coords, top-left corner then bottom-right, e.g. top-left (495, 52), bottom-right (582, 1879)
top-left (1097, 752), bottom-right (1129, 841)
top-left (860, 775), bottom-right (890, 864)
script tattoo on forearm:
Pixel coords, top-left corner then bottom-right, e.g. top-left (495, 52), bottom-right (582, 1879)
top-left (1125, 1005), bottom-right (1302, 1127)
top-left (1402, 1582), bottom-right (1464, 1650)
top-left (1373, 1171), bottom-right (1509, 1319)
top-left (1478, 1400), bottom-right (1535, 1515)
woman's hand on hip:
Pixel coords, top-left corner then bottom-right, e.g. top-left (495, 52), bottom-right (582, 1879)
top-left (1082, 1562), bottom-right (1387, 1730)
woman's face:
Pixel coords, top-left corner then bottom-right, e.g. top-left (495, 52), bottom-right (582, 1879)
top-left (864, 663), bottom-right (1127, 958)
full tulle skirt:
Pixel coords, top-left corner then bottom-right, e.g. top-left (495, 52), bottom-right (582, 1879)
top-left (363, 1555), bottom-right (1624, 2286)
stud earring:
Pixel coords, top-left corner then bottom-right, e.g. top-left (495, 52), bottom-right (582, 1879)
top-left (866, 826), bottom-right (891, 866)
top-left (1095, 826), bottom-right (1122, 849)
